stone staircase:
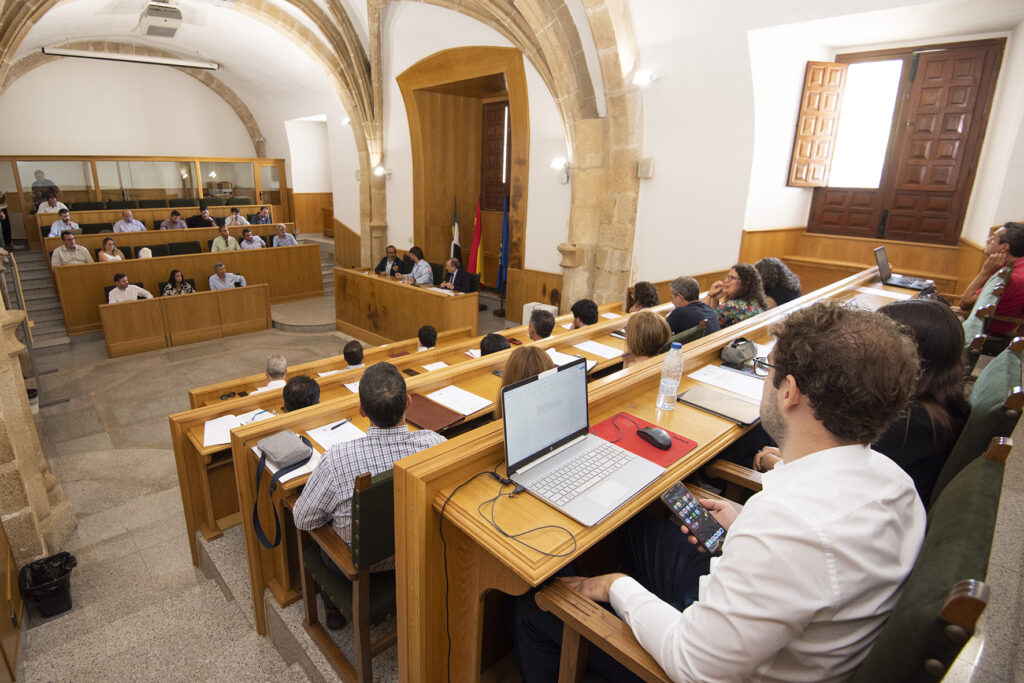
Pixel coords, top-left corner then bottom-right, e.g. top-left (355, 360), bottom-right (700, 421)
top-left (298, 234), bottom-right (336, 297)
top-left (5, 250), bottom-right (70, 348)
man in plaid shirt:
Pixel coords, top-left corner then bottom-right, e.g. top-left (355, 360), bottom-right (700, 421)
top-left (292, 361), bottom-right (445, 627)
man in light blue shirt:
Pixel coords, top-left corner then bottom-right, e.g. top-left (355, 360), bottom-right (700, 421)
top-left (408, 245), bottom-right (433, 285)
top-left (239, 228), bottom-right (266, 249)
top-left (209, 262), bottom-right (246, 290)
top-left (48, 209), bottom-right (79, 237)
top-left (272, 223), bottom-right (298, 247)
top-left (113, 209), bottom-right (146, 233)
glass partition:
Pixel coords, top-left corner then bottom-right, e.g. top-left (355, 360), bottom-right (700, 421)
top-left (0, 162), bottom-right (23, 244)
top-left (198, 161), bottom-right (256, 203)
top-left (95, 160), bottom-right (197, 203)
top-left (257, 165), bottom-right (281, 205)
top-left (16, 160), bottom-right (94, 212)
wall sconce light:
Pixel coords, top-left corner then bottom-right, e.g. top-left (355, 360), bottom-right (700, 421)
top-left (373, 165), bottom-right (391, 181)
top-left (632, 69), bottom-right (654, 87)
top-left (550, 157), bottom-right (570, 185)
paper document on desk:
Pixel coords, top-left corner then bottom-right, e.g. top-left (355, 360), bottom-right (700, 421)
top-left (236, 408), bottom-right (274, 425)
top-left (561, 322), bottom-right (573, 330)
top-left (855, 286), bottom-right (912, 300)
top-left (546, 348), bottom-right (597, 372)
top-left (318, 369), bottom-right (343, 378)
top-left (307, 420), bottom-right (366, 451)
top-left (252, 446), bottom-right (323, 484)
top-left (689, 365), bottom-right (764, 402)
top-left (601, 312), bottom-right (622, 319)
top-left (344, 381), bottom-right (360, 394)
top-left (203, 414), bottom-right (241, 447)
top-left (465, 349), bottom-right (481, 359)
top-left (573, 339), bottom-right (622, 360)
top-left (427, 287), bottom-right (455, 296)
top-left (426, 385), bottom-right (493, 416)
top-left (422, 361), bottom-right (449, 372)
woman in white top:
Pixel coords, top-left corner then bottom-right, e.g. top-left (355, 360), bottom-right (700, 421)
top-left (408, 246), bottom-right (434, 285)
top-left (98, 237), bottom-right (126, 261)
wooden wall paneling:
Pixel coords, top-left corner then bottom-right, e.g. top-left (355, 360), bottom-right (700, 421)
top-left (43, 223), bottom-right (293, 261)
top-left (99, 298), bottom-right (167, 357)
top-left (737, 227), bottom-right (805, 264)
top-left (321, 208), bottom-right (334, 237)
top-left (505, 268), bottom-right (563, 322)
top-left (291, 192), bottom-right (333, 234)
top-left (955, 236), bottom-right (987, 299)
top-left (164, 291), bottom-right (224, 346)
top-left (218, 284), bottom-right (272, 337)
top-left (333, 218), bottom-right (361, 268)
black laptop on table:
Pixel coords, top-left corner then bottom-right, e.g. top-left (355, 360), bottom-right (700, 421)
top-left (874, 246), bottom-right (932, 291)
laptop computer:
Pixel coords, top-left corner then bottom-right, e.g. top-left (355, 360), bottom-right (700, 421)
top-left (874, 246), bottom-right (932, 290)
top-left (500, 356), bottom-right (664, 526)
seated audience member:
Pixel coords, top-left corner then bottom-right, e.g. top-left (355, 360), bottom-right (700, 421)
top-left (666, 275), bottom-right (720, 335)
top-left (31, 171), bottom-right (59, 206)
top-left (48, 209), bottom-right (79, 237)
top-left (51, 231), bottom-right (94, 266)
top-left (107, 273), bottom-right (153, 303)
top-left (528, 309), bottom-right (556, 341)
top-left (209, 262), bottom-right (246, 290)
top-left (224, 207), bottom-right (250, 227)
top-left (253, 206), bottom-right (272, 224)
top-left (959, 222), bottom-right (1024, 352)
top-left (273, 223), bottom-right (298, 247)
top-left (375, 244), bottom-right (402, 276)
top-left (98, 237), bottom-right (125, 262)
top-left (408, 246), bottom-right (433, 284)
top-left (198, 209), bottom-right (218, 227)
top-left (511, 301), bottom-right (925, 682)
top-left (163, 269), bottom-right (195, 296)
top-left (254, 354), bottom-right (288, 393)
top-left (113, 209), bottom-right (147, 233)
top-left (570, 299), bottom-right (599, 328)
top-left (480, 333), bottom-right (511, 356)
top-left (160, 210), bottom-right (187, 230)
top-left (629, 281), bottom-right (660, 312)
top-left (704, 263), bottom-right (767, 328)
top-left (624, 310), bottom-right (671, 367)
top-left (282, 374), bottom-right (320, 412)
top-left (293, 362), bottom-right (445, 626)
top-left (440, 257), bottom-right (473, 292)
top-left (211, 225), bottom-right (241, 252)
top-left (36, 195), bottom-right (67, 215)
top-left (343, 340), bottom-right (365, 368)
top-left (755, 257), bottom-right (802, 308)
top-left (239, 228), bottom-right (265, 249)
top-left (496, 346), bottom-right (555, 418)
top-left (418, 325), bottom-right (437, 350)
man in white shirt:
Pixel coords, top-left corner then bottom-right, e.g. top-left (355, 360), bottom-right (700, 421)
top-left (209, 262), bottom-right (246, 290)
top-left (239, 228), bottom-right (265, 249)
top-left (47, 209), bottom-right (79, 237)
top-left (272, 223), bottom-right (298, 247)
top-left (224, 207), bottom-right (250, 227)
top-left (512, 301), bottom-right (927, 682)
top-left (107, 273), bottom-right (153, 303)
top-left (253, 354), bottom-right (287, 393)
top-left (113, 209), bottom-right (147, 233)
top-left (37, 195), bottom-right (68, 214)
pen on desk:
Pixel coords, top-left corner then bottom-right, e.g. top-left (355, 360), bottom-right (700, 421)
top-left (330, 418), bottom-right (351, 430)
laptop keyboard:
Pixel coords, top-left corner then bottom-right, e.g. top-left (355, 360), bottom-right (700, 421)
top-left (890, 277), bottom-right (923, 288)
top-left (531, 442), bottom-right (633, 506)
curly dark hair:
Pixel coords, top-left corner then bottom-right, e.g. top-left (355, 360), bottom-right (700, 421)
top-left (631, 281), bottom-right (660, 309)
top-left (755, 257), bottom-right (801, 293)
top-left (730, 263), bottom-right (769, 310)
top-left (769, 300), bottom-right (918, 444)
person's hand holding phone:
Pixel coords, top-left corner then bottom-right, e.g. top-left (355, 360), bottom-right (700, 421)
top-left (681, 498), bottom-right (738, 553)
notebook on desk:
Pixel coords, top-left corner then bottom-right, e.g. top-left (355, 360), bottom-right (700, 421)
top-left (501, 356), bottom-right (664, 526)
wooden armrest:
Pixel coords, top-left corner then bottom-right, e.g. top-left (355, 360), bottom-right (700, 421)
top-left (1004, 386), bottom-right (1024, 414)
top-left (940, 579), bottom-right (989, 636)
top-left (309, 524), bottom-right (357, 576)
top-left (684, 484), bottom-right (744, 514)
top-left (535, 580), bottom-right (671, 683)
top-left (704, 460), bottom-right (763, 492)
top-left (282, 492), bottom-right (300, 510)
top-left (968, 334), bottom-right (986, 354)
top-left (984, 437), bottom-right (1012, 464)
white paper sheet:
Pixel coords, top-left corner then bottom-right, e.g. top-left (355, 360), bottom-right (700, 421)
top-left (422, 361), bottom-right (449, 372)
top-left (573, 339), bottom-right (622, 360)
top-left (688, 365), bottom-right (765, 402)
top-left (306, 420), bottom-right (367, 451)
top-left (465, 348), bottom-right (481, 359)
top-left (601, 312), bottom-right (622, 319)
top-left (252, 446), bottom-right (323, 484)
top-left (203, 414), bottom-right (241, 447)
top-left (236, 408), bottom-right (275, 425)
top-left (344, 381), bottom-right (360, 394)
top-left (426, 385), bottom-right (493, 416)
top-left (561, 322), bottom-right (573, 330)
top-left (427, 286), bottom-right (455, 296)
top-left (546, 348), bottom-right (597, 372)
top-left (318, 369), bottom-right (343, 378)
top-left (855, 285), bottom-right (912, 300)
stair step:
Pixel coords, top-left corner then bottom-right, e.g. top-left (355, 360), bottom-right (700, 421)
top-left (27, 310), bottom-right (66, 324)
top-left (32, 335), bottom-right (71, 348)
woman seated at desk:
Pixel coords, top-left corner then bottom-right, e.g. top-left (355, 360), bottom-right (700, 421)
top-left (703, 263), bottom-right (768, 328)
top-left (98, 237), bottom-right (125, 262)
top-left (624, 310), bottom-right (671, 367)
top-left (755, 257), bottom-right (802, 308)
top-left (496, 347), bottom-right (555, 418)
top-left (163, 269), bottom-right (195, 296)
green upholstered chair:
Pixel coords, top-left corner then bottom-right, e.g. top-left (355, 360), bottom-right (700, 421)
top-left (430, 262), bottom-right (444, 286)
top-left (168, 240), bottom-right (202, 255)
top-left (81, 222), bottom-right (112, 234)
top-left (134, 244), bottom-right (170, 258)
top-left (106, 200), bottom-right (138, 210)
top-left (230, 196), bottom-right (252, 205)
top-left (168, 198), bottom-right (195, 208)
top-left (71, 201), bottom-right (104, 211)
top-left (962, 266), bottom-right (1012, 344)
top-left (294, 470), bottom-right (397, 683)
top-left (931, 337), bottom-right (1023, 503)
top-left (659, 319), bottom-right (708, 354)
top-left (137, 199), bottom-right (169, 209)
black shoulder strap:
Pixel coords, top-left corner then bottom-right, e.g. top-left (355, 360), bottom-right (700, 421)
top-left (252, 436), bottom-right (313, 549)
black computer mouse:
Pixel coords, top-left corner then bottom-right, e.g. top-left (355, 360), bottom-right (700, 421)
top-left (637, 426), bottom-right (672, 450)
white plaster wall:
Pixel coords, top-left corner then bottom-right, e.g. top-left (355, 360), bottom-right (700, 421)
top-left (284, 120), bottom-right (333, 192)
top-left (0, 59), bottom-right (254, 156)
top-left (382, 2), bottom-right (570, 272)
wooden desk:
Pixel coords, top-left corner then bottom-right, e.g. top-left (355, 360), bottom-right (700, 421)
top-left (392, 269), bottom-right (908, 681)
top-left (335, 267), bottom-right (480, 343)
top-left (99, 285), bottom-right (272, 357)
top-left (52, 245), bottom-right (322, 334)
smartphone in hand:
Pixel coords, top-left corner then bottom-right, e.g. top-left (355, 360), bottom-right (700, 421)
top-left (660, 483), bottom-right (725, 553)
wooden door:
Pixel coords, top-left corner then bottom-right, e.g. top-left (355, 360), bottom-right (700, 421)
top-left (0, 520), bottom-right (21, 682)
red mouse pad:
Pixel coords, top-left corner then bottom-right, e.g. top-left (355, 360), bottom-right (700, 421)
top-left (590, 412), bottom-right (698, 467)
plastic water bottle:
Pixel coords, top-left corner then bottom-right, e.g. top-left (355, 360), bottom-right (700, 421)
top-left (656, 342), bottom-right (685, 411)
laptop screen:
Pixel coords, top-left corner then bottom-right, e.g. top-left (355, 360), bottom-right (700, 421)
top-left (874, 246), bottom-right (892, 281)
top-left (502, 356), bottom-right (589, 474)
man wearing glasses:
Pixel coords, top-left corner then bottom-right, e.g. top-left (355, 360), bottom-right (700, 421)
top-left (511, 301), bottom-right (926, 682)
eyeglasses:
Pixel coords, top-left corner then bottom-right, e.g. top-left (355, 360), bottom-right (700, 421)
top-left (724, 273), bottom-right (740, 281)
top-left (753, 356), bottom-right (775, 377)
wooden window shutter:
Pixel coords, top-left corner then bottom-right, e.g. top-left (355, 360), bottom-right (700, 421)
top-left (788, 61), bottom-right (847, 187)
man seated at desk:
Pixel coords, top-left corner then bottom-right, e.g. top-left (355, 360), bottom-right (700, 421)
top-left (374, 244), bottom-right (402, 276)
top-left (512, 301), bottom-right (926, 682)
top-left (225, 207), bottom-right (250, 227)
top-left (527, 308), bottom-right (555, 341)
top-left (666, 275), bottom-right (720, 335)
top-left (253, 206), bottom-right (272, 224)
top-left (107, 273), bottom-right (153, 303)
top-left (160, 210), bottom-right (187, 230)
top-left (439, 257), bottom-right (472, 293)
top-left (283, 375), bottom-right (320, 412)
top-left (273, 223), bottom-right (298, 247)
top-left (343, 340), bottom-right (364, 368)
top-left (50, 231), bottom-right (93, 266)
top-left (253, 354), bottom-right (287, 393)
top-left (36, 194), bottom-right (67, 215)
top-left (47, 209), bottom-right (79, 237)
top-left (293, 362), bottom-right (446, 627)
top-left (209, 262), bottom-right (246, 290)
top-left (113, 209), bottom-right (147, 233)
top-left (409, 245), bottom-right (433, 284)
top-left (570, 299), bottom-right (598, 329)
top-left (239, 228), bottom-right (265, 249)
top-left (211, 225), bottom-right (241, 252)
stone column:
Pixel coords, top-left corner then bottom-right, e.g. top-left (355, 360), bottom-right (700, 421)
top-left (0, 282), bottom-right (75, 565)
